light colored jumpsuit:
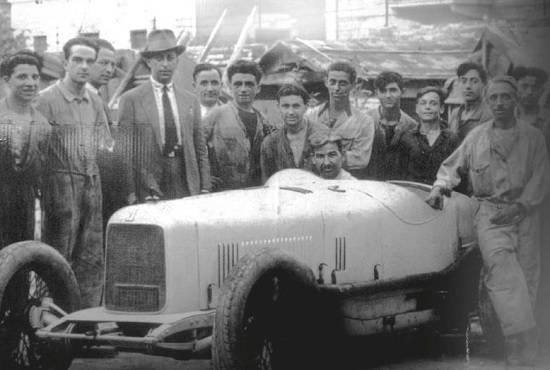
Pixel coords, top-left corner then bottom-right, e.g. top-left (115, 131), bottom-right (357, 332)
top-left (434, 120), bottom-right (550, 336)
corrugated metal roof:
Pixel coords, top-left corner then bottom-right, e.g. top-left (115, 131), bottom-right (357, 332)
top-left (260, 39), bottom-right (475, 81)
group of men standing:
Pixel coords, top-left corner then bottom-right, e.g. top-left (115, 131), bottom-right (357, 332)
top-left (1, 26), bottom-right (550, 368)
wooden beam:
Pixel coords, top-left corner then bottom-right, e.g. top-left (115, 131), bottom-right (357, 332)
top-left (227, 6), bottom-right (258, 66)
top-left (294, 38), bottom-right (334, 62)
top-left (197, 9), bottom-right (227, 63)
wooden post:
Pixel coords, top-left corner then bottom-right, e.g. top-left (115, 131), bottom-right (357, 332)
top-left (295, 38), bottom-right (333, 62)
top-left (481, 27), bottom-right (488, 71)
top-left (335, 0), bottom-right (339, 40)
top-left (222, 6), bottom-right (258, 93)
top-left (385, 0), bottom-right (389, 27)
top-left (197, 9), bottom-right (227, 63)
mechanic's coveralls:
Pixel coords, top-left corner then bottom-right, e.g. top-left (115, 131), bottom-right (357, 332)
top-left (0, 101), bottom-right (50, 247)
top-left (434, 120), bottom-right (550, 336)
top-left (37, 81), bottom-right (110, 308)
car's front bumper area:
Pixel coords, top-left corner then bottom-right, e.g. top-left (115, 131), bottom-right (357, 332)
top-left (35, 307), bottom-right (216, 359)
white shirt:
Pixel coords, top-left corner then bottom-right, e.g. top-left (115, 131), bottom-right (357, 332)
top-left (200, 101), bottom-right (222, 120)
top-left (150, 77), bottom-right (182, 146)
top-left (85, 83), bottom-right (99, 95)
top-left (200, 104), bottom-right (211, 120)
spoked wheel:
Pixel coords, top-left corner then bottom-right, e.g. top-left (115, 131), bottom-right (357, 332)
top-left (213, 248), bottom-right (320, 370)
top-left (240, 274), bottom-right (299, 370)
top-left (0, 241), bottom-right (80, 370)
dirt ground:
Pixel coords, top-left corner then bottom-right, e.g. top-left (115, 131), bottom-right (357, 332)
top-left (70, 335), bottom-right (550, 370)
top-left (70, 352), bottom-right (550, 370)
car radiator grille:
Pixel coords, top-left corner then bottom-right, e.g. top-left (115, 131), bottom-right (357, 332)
top-left (105, 224), bottom-right (166, 312)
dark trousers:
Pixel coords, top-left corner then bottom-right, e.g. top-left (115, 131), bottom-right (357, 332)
top-left (537, 196), bottom-right (550, 352)
top-left (0, 177), bottom-right (35, 247)
top-left (43, 172), bottom-right (104, 308)
top-left (159, 151), bottom-right (189, 199)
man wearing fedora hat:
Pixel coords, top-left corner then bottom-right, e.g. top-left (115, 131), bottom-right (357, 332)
top-left (119, 29), bottom-right (211, 202)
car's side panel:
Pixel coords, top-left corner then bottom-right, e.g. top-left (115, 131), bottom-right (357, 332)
top-left (321, 190), bottom-right (384, 284)
top-left (196, 187), bottom-right (324, 309)
top-left (107, 171), bottom-right (470, 317)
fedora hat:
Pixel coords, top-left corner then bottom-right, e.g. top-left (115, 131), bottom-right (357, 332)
top-left (141, 29), bottom-right (185, 57)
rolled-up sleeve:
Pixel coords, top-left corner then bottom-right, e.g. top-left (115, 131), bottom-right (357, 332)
top-left (433, 137), bottom-right (470, 191)
top-left (345, 114), bottom-right (375, 170)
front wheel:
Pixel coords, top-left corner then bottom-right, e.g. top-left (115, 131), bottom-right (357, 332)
top-left (0, 241), bottom-right (80, 370)
top-left (212, 248), bottom-right (321, 370)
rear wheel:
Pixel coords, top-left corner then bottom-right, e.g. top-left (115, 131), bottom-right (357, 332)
top-left (0, 241), bottom-right (80, 370)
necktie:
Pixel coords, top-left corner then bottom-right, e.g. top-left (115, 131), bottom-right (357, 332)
top-left (162, 85), bottom-right (177, 155)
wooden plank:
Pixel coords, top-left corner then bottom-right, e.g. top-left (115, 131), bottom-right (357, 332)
top-left (198, 9), bottom-right (227, 63)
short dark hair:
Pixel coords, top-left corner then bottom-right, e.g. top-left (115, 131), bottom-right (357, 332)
top-left (276, 84), bottom-right (310, 104)
top-left (227, 59), bottom-right (262, 84)
top-left (456, 62), bottom-right (487, 84)
top-left (416, 86), bottom-right (446, 104)
top-left (193, 63), bottom-right (221, 81)
top-left (62, 37), bottom-right (99, 60)
top-left (96, 38), bottom-right (115, 52)
top-left (510, 66), bottom-right (548, 87)
top-left (0, 50), bottom-right (43, 78)
top-left (374, 71), bottom-right (404, 91)
top-left (327, 61), bottom-right (356, 84)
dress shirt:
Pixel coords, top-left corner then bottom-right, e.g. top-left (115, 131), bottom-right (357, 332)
top-left (85, 83), bottom-right (99, 96)
top-left (150, 77), bottom-right (182, 146)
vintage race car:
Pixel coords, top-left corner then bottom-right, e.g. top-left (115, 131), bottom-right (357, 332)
top-left (0, 169), bottom-right (482, 370)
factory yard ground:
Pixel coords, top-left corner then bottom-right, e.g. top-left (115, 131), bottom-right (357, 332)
top-left (70, 333), bottom-right (550, 370)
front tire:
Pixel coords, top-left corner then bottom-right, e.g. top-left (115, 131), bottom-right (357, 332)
top-left (212, 247), bottom-right (320, 370)
top-left (0, 241), bottom-right (80, 370)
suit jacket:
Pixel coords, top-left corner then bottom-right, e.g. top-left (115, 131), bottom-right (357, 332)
top-left (203, 103), bottom-right (273, 190)
top-left (118, 81), bottom-right (211, 199)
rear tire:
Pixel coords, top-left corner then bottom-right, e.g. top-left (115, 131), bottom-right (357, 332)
top-left (212, 247), bottom-right (321, 370)
top-left (0, 241), bottom-right (80, 370)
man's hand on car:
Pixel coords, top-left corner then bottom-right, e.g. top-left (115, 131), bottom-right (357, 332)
top-left (426, 186), bottom-right (445, 210)
top-left (127, 192), bottom-right (137, 205)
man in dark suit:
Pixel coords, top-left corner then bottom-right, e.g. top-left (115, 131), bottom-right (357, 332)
top-left (118, 29), bottom-right (211, 202)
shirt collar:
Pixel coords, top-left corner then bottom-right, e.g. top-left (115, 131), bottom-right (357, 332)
top-left (150, 76), bottom-right (174, 91)
top-left (413, 121), bottom-right (447, 134)
top-left (57, 80), bottom-right (90, 102)
top-left (85, 83), bottom-right (99, 95)
top-left (318, 102), bottom-right (352, 117)
top-left (460, 100), bottom-right (487, 118)
top-left (377, 105), bottom-right (404, 126)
